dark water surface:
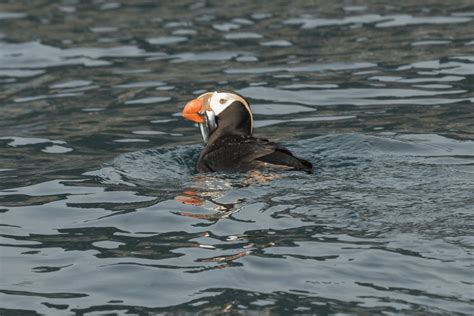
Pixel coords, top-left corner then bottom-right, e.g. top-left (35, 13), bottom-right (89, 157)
top-left (1, 1), bottom-right (474, 315)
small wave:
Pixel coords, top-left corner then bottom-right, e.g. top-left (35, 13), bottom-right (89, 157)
top-left (86, 144), bottom-right (202, 187)
top-left (89, 133), bottom-right (474, 188)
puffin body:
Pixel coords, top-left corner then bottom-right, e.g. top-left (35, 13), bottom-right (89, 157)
top-left (182, 91), bottom-right (312, 173)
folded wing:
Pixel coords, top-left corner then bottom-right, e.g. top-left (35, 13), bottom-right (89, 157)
top-left (197, 135), bottom-right (312, 173)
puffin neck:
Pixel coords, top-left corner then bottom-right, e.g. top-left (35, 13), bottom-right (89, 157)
top-left (206, 101), bottom-right (252, 145)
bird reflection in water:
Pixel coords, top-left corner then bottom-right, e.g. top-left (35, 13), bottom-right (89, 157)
top-left (173, 171), bottom-right (279, 267)
top-left (175, 170), bottom-right (278, 220)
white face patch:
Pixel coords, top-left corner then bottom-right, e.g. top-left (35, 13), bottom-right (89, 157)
top-left (205, 91), bottom-right (254, 135)
top-left (209, 92), bottom-right (236, 116)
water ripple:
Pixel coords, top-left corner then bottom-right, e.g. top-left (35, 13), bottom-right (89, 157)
top-left (1, 1), bottom-right (474, 314)
top-left (238, 86), bottom-right (466, 106)
top-left (0, 41), bottom-right (165, 71)
top-left (285, 14), bottom-right (472, 29)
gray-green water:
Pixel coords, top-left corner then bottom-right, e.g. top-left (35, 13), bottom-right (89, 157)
top-left (1, 1), bottom-right (474, 315)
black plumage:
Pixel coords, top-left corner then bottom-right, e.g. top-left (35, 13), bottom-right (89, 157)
top-left (197, 134), bottom-right (313, 173)
top-left (196, 101), bottom-right (312, 173)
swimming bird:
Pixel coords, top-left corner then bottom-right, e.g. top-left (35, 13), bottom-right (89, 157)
top-left (182, 90), bottom-right (312, 173)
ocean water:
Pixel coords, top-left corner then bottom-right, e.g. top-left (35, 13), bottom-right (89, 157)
top-left (1, 1), bottom-right (473, 315)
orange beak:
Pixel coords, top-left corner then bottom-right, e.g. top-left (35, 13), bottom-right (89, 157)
top-left (182, 98), bottom-right (205, 123)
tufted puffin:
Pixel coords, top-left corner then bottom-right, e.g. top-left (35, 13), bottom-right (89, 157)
top-left (182, 90), bottom-right (312, 173)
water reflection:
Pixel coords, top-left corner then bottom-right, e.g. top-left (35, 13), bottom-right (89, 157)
top-left (285, 13), bottom-right (472, 29)
top-left (0, 41), bottom-right (161, 71)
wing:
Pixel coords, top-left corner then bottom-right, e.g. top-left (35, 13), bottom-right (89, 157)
top-left (257, 144), bottom-right (313, 172)
top-left (198, 136), bottom-right (277, 172)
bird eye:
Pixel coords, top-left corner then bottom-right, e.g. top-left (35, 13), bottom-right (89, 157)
top-left (219, 98), bottom-right (226, 104)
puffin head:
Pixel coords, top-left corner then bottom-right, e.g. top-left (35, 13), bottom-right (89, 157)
top-left (182, 91), bottom-right (253, 143)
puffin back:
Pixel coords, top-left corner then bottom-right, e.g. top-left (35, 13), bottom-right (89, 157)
top-left (197, 135), bottom-right (313, 173)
